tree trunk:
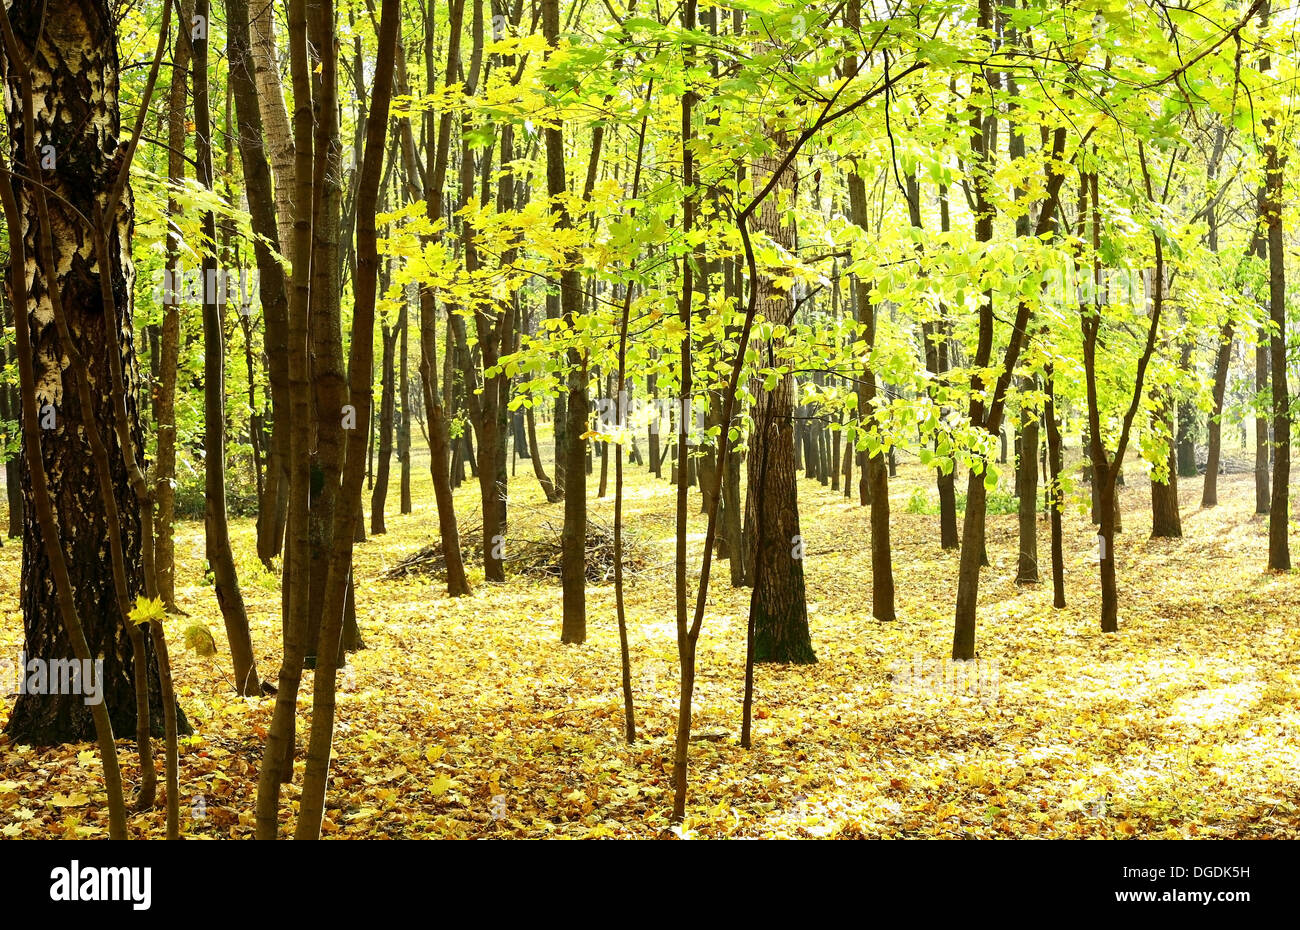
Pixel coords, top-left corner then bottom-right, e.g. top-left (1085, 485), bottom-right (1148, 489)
top-left (229, 0), bottom-right (291, 570)
top-left (1202, 322), bottom-right (1233, 507)
top-left (1261, 40), bottom-right (1290, 569)
top-left (153, 0), bottom-right (192, 609)
top-left (543, 0), bottom-right (586, 643)
top-left (1016, 387), bottom-right (1040, 583)
top-left (848, 164), bottom-right (894, 619)
top-left (1, 291), bottom-right (21, 538)
top-left (371, 320), bottom-right (398, 534)
top-left (743, 147), bottom-right (814, 662)
top-left (1098, 478), bottom-right (1119, 632)
top-left (196, 0), bottom-right (260, 695)
top-left (1044, 373), bottom-right (1066, 607)
top-left (648, 370), bottom-right (661, 477)
top-left (1256, 334), bottom-right (1270, 514)
top-left (525, 401), bottom-right (560, 502)
top-left (1, 0), bottom-right (188, 744)
top-left (294, 0), bottom-right (399, 839)
top-left (413, 0), bottom-right (469, 598)
top-left (934, 182), bottom-right (959, 548)
top-left (303, 0), bottom-right (347, 668)
top-left (1150, 393), bottom-right (1183, 538)
top-left (255, 0), bottom-right (324, 829)
top-left (398, 302), bottom-right (412, 514)
top-left (250, 0), bottom-right (296, 254)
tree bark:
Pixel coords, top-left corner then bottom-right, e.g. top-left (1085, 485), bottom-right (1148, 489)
top-left (196, 0), bottom-right (260, 695)
top-left (743, 146), bottom-right (815, 661)
top-left (250, 0), bottom-right (296, 255)
top-left (256, 0), bottom-right (320, 831)
top-left (1261, 16), bottom-right (1290, 569)
top-left (1016, 384), bottom-right (1041, 583)
top-left (0, 0), bottom-right (187, 745)
top-left (417, 0), bottom-right (471, 597)
top-left (229, 0), bottom-right (292, 567)
top-left (371, 319), bottom-right (398, 534)
top-left (1150, 390), bottom-right (1183, 538)
top-left (1202, 322), bottom-right (1234, 507)
top-left (543, 0), bottom-right (586, 643)
top-left (154, 0), bottom-right (193, 609)
top-left (303, 0), bottom-right (347, 667)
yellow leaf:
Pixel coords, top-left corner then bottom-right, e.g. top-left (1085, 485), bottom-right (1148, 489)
top-left (128, 595), bottom-right (167, 627)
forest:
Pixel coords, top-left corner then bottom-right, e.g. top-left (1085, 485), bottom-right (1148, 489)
top-left (0, 0), bottom-right (1296, 846)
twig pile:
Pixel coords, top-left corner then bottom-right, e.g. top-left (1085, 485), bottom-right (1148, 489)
top-left (379, 522), bottom-right (482, 580)
top-left (379, 516), bottom-right (644, 585)
top-left (512, 516), bottom-right (646, 585)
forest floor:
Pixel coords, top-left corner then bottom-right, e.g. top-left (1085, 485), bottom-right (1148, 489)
top-left (2, 446), bottom-right (1299, 839)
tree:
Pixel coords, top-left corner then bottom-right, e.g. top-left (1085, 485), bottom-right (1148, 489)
top-left (1260, 0), bottom-right (1290, 572)
top-left (743, 140), bottom-right (816, 663)
top-left (196, 0), bottom-right (261, 695)
top-left (152, 0), bottom-right (194, 613)
top-left (541, 0), bottom-right (589, 644)
top-left (950, 0), bottom-right (1070, 660)
top-left (0, 0), bottom-right (184, 747)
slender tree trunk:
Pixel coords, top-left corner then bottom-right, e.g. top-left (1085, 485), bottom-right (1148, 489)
top-left (371, 321), bottom-right (398, 534)
top-left (398, 302), bottom-right (412, 514)
top-left (296, 0), bottom-right (399, 839)
top-left (1261, 19), bottom-right (1290, 569)
top-left (951, 0), bottom-right (999, 660)
top-left (1203, 322), bottom-right (1234, 506)
top-left (952, 16), bottom-right (1069, 658)
top-left (1044, 371), bottom-right (1066, 606)
top-left (257, 0), bottom-right (319, 830)
top-left (1098, 479), bottom-right (1119, 632)
top-left (417, 0), bottom-right (470, 597)
top-left (303, 0), bottom-right (347, 668)
top-left (229, 0), bottom-right (291, 574)
top-left (935, 179), bottom-right (959, 548)
top-left (1082, 147), bottom-right (1169, 632)
top-left (1256, 331), bottom-right (1270, 515)
top-left (0, 291), bottom-right (21, 538)
top-left (648, 370), bottom-right (661, 477)
top-left (525, 398), bottom-right (560, 501)
top-left (195, 0), bottom-right (260, 695)
top-left (842, 3), bottom-right (895, 618)
top-left (611, 95), bottom-right (650, 744)
top-left (154, 0), bottom-right (193, 609)
top-left (543, 0), bottom-right (586, 643)
top-left (1016, 384), bottom-right (1040, 582)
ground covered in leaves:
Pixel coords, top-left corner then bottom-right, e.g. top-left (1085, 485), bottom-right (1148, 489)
top-left (2, 448), bottom-right (1299, 839)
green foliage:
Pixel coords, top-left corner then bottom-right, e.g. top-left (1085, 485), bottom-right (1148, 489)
top-left (906, 486), bottom-right (1019, 516)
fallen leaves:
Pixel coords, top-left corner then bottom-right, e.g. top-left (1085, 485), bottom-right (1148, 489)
top-left (1, 458), bottom-right (1298, 839)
